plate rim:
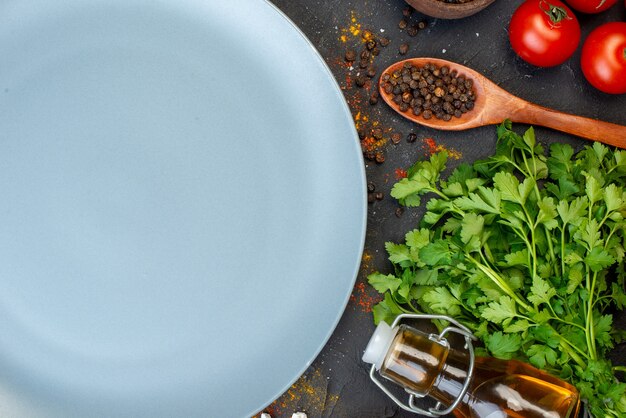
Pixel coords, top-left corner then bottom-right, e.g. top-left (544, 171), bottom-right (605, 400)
top-left (253, 1), bottom-right (367, 414)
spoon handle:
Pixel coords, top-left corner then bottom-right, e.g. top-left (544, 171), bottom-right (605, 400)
top-left (510, 101), bottom-right (626, 149)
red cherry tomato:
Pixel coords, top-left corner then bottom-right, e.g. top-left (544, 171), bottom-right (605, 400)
top-left (563, 0), bottom-right (618, 13)
top-left (509, 0), bottom-right (581, 67)
top-left (581, 22), bottom-right (626, 94)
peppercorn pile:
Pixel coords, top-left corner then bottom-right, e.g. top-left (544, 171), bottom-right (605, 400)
top-left (380, 62), bottom-right (476, 121)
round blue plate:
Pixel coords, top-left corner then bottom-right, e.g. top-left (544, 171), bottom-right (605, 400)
top-left (0, 1), bottom-right (366, 416)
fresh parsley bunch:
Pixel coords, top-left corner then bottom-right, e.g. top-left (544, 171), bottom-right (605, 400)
top-left (368, 121), bottom-right (626, 417)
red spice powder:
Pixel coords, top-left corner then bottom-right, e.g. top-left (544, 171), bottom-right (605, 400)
top-left (424, 137), bottom-right (437, 154)
top-left (394, 168), bottom-right (407, 179)
top-left (350, 282), bottom-right (379, 313)
top-left (421, 137), bottom-right (463, 159)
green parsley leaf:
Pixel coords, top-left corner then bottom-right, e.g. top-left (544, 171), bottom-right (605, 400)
top-left (481, 296), bottom-right (517, 325)
top-left (368, 272), bottom-right (401, 294)
top-left (527, 344), bottom-right (558, 369)
top-left (585, 246), bottom-right (615, 273)
top-left (485, 331), bottom-right (522, 359)
top-left (527, 277), bottom-right (556, 307)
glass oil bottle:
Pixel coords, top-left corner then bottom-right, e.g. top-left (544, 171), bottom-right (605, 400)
top-left (362, 314), bottom-right (580, 418)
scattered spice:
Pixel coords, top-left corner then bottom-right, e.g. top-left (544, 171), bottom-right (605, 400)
top-left (398, 19), bottom-right (408, 30)
top-left (394, 168), bottom-right (408, 179)
top-left (381, 62), bottom-right (477, 121)
top-left (422, 137), bottom-right (463, 159)
top-left (361, 133), bottom-right (388, 161)
top-left (395, 207), bottom-right (405, 218)
top-left (360, 250), bottom-right (374, 272)
top-left (407, 132), bottom-right (418, 143)
top-left (350, 282), bottom-right (379, 313)
top-left (334, 9), bottom-right (430, 165)
top-left (391, 132), bottom-right (402, 144)
top-left (398, 43), bottom-right (409, 55)
top-left (259, 368), bottom-right (340, 417)
top-left (424, 137), bottom-right (438, 154)
top-left (339, 10), bottom-right (362, 42)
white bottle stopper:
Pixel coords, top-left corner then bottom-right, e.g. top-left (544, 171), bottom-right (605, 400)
top-left (362, 321), bottom-right (399, 370)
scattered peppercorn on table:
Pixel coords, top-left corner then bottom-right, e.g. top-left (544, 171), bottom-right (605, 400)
top-left (262, 0), bottom-right (626, 417)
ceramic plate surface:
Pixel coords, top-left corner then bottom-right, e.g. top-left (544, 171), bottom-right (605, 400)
top-left (0, 1), bottom-right (366, 416)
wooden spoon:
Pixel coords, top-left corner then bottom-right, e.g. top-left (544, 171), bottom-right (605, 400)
top-left (379, 57), bottom-right (626, 149)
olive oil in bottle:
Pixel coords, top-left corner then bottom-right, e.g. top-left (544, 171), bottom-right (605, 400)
top-left (363, 321), bottom-right (580, 418)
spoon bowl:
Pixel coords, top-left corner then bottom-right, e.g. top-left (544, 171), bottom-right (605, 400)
top-left (379, 57), bottom-right (626, 149)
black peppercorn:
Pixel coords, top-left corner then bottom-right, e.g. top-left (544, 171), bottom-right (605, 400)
top-left (380, 61), bottom-right (477, 123)
top-left (369, 91), bottom-right (379, 105)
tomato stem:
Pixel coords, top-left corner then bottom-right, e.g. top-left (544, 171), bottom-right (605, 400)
top-left (539, 0), bottom-right (571, 24)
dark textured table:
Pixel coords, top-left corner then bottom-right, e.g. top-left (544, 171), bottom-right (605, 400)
top-left (261, 1), bottom-right (626, 417)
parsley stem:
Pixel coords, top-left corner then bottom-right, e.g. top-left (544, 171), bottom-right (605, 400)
top-left (558, 336), bottom-right (589, 367)
top-left (550, 316), bottom-right (586, 332)
top-left (431, 188), bottom-right (450, 201)
top-left (471, 259), bottom-right (532, 312)
top-left (544, 225), bottom-right (559, 277)
top-left (603, 223), bottom-right (619, 252)
top-left (560, 225), bottom-right (567, 283)
top-left (521, 150), bottom-right (533, 179)
top-left (585, 270), bottom-right (599, 360)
